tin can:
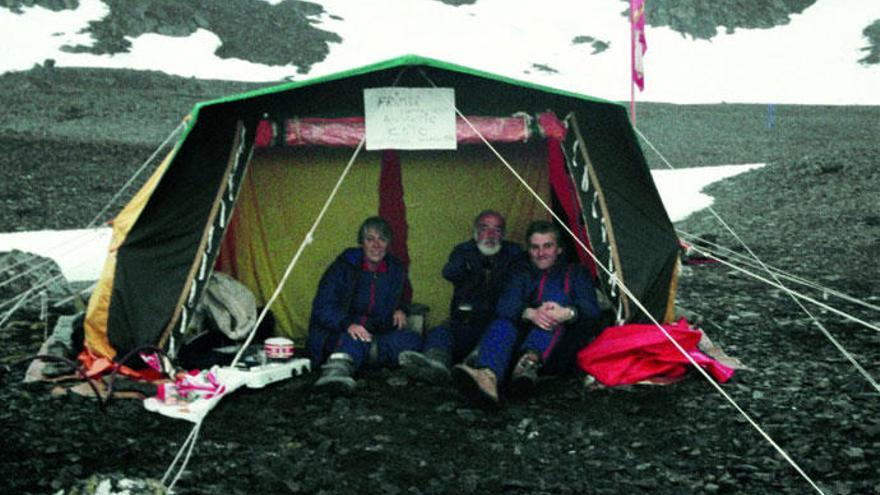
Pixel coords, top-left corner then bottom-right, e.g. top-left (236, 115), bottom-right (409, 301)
top-left (264, 337), bottom-right (295, 360)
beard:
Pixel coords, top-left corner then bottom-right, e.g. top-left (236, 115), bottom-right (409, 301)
top-left (476, 238), bottom-right (502, 256)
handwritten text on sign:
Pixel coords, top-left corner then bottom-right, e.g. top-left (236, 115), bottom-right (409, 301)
top-left (364, 87), bottom-right (457, 150)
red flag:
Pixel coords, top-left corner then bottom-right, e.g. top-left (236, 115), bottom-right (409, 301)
top-left (631, 0), bottom-right (647, 91)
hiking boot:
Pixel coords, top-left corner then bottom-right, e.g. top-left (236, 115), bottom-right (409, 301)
top-left (314, 354), bottom-right (356, 395)
top-left (452, 363), bottom-right (498, 406)
top-left (510, 352), bottom-right (541, 397)
top-left (399, 349), bottom-right (450, 383)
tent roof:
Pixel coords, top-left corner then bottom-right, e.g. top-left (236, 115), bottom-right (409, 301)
top-left (85, 52), bottom-right (678, 364)
top-left (189, 54), bottom-right (620, 122)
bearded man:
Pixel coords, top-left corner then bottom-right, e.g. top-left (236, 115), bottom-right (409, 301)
top-left (452, 220), bottom-right (600, 406)
top-left (399, 210), bottom-right (525, 382)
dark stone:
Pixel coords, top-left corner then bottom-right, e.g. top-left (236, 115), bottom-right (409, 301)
top-left (0, 250), bottom-right (76, 319)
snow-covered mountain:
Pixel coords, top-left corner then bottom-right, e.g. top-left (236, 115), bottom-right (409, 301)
top-left (1, 0), bottom-right (878, 105)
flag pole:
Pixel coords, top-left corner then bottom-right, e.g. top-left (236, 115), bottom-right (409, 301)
top-left (630, 67), bottom-right (636, 125)
top-left (629, 0), bottom-right (636, 125)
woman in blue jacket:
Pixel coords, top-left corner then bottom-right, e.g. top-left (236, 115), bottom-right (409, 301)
top-left (307, 216), bottom-right (417, 394)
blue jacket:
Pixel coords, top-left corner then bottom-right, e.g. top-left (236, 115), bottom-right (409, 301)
top-left (496, 262), bottom-right (600, 325)
top-left (309, 248), bottom-right (406, 335)
top-left (442, 240), bottom-right (525, 321)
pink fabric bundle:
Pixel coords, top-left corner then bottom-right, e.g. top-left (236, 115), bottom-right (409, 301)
top-left (253, 112), bottom-right (568, 149)
top-left (577, 319), bottom-right (735, 386)
top-left (156, 369), bottom-right (226, 405)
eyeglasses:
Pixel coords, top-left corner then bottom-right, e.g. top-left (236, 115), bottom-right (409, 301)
top-left (476, 225), bottom-right (504, 235)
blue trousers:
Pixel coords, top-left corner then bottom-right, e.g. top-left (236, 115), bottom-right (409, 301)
top-left (475, 318), bottom-right (569, 383)
top-left (333, 329), bottom-right (421, 371)
top-left (422, 316), bottom-right (493, 363)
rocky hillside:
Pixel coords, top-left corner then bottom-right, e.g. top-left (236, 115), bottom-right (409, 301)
top-left (3, 0), bottom-right (877, 72)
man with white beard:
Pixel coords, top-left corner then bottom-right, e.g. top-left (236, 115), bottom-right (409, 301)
top-left (399, 210), bottom-right (525, 382)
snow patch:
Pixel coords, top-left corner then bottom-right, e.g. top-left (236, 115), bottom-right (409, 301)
top-left (1, 0), bottom-right (878, 103)
top-left (0, 165), bottom-right (763, 282)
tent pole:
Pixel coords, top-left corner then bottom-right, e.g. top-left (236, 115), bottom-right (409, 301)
top-left (568, 114), bottom-right (632, 322)
top-left (158, 122), bottom-right (249, 352)
top-left (631, 80), bottom-right (636, 125)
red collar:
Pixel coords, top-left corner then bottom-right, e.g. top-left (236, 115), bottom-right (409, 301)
top-left (362, 258), bottom-right (388, 272)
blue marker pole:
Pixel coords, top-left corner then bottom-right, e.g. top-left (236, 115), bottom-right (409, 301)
top-left (766, 104), bottom-right (776, 129)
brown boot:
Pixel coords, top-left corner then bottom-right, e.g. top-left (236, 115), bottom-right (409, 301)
top-left (452, 363), bottom-right (498, 406)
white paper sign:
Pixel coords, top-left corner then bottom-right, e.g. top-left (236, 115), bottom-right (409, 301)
top-left (364, 87), bottom-right (457, 150)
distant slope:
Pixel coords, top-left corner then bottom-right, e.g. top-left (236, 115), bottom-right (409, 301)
top-left (0, 66), bottom-right (263, 145)
top-left (3, 0), bottom-right (876, 71)
top-left (644, 0), bottom-right (816, 39)
top-left (3, 0), bottom-right (339, 73)
top-left (862, 19), bottom-right (880, 64)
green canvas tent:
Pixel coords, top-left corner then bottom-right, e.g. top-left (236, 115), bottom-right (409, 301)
top-left (81, 54), bottom-right (681, 369)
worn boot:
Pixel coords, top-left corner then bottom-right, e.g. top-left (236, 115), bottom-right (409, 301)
top-left (399, 349), bottom-right (451, 383)
top-left (314, 353), bottom-right (356, 395)
top-left (510, 351), bottom-right (541, 397)
top-left (452, 363), bottom-right (498, 406)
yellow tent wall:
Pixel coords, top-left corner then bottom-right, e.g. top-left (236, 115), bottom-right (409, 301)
top-left (216, 142), bottom-right (550, 341)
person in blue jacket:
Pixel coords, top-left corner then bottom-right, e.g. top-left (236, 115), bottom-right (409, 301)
top-left (398, 210), bottom-right (524, 382)
top-left (308, 216), bottom-right (418, 394)
top-left (452, 220), bottom-right (601, 405)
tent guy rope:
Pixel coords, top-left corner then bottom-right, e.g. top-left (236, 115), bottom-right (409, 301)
top-left (230, 136), bottom-right (367, 368)
top-left (688, 245), bottom-right (880, 389)
top-left (447, 109), bottom-right (826, 493)
top-left (162, 136), bottom-right (368, 493)
top-left (0, 229), bottom-right (103, 291)
top-left (684, 240), bottom-right (880, 332)
top-left (677, 230), bottom-right (880, 314)
top-left (635, 127), bottom-right (880, 395)
top-left (0, 284), bottom-right (36, 328)
top-left (162, 419), bottom-right (204, 493)
top-left (0, 120), bottom-right (184, 280)
top-left (87, 120), bottom-right (187, 228)
top-left (161, 66), bottom-right (412, 490)
top-left (408, 71), bottom-right (825, 489)
top-left (0, 121), bottom-right (187, 324)
top-left (685, 239), bottom-right (880, 336)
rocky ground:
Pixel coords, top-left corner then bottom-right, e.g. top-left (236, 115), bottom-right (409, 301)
top-left (1, 66), bottom-right (879, 495)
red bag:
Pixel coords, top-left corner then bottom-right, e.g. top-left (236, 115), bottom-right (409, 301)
top-left (577, 318), bottom-right (735, 386)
